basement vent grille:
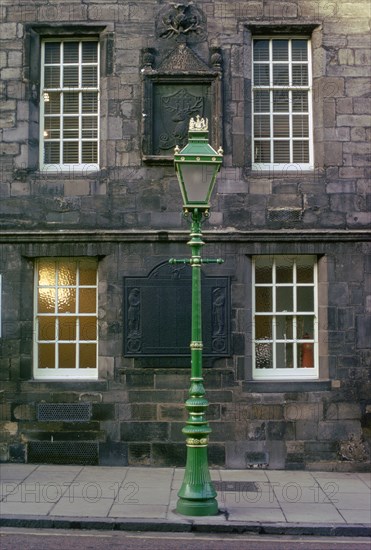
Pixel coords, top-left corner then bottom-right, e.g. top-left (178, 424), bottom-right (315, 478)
top-left (28, 442), bottom-right (98, 465)
top-left (37, 403), bottom-right (92, 422)
top-left (268, 208), bottom-right (302, 223)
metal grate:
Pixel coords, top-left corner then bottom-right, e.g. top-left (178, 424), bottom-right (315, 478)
top-left (37, 403), bottom-right (92, 422)
top-left (28, 442), bottom-right (98, 465)
top-left (213, 481), bottom-right (259, 492)
top-left (268, 208), bottom-right (302, 223)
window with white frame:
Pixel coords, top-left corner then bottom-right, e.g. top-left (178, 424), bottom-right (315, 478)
top-left (253, 256), bottom-right (318, 379)
top-left (40, 39), bottom-right (99, 171)
top-left (252, 37), bottom-right (313, 171)
top-left (34, 258), bottom-right (98, 379)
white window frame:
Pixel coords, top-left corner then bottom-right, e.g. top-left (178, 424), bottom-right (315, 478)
top-left (39, 38), bottom-right (100, 173)
top-left (252, 255), bottom-right (318, 380)
top-left (34, 258), bottom-right (98, 380)
top-left (252, 36), bottom-right (313, 172)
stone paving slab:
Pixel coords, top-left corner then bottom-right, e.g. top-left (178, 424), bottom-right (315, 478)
top-left (0, 464), bottom-right (370, 537)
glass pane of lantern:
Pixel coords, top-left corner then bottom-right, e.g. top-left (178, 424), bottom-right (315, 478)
top-left (179, 164), bottom-right (216, 203)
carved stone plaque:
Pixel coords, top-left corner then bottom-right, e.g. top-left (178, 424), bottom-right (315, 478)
top-left (124, 262), bottom-right (230, 357)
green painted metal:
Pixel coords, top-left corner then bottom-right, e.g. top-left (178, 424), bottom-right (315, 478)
top-left (170, 118), bottom-right (223, 516)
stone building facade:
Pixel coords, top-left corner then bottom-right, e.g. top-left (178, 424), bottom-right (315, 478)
top-left (0, 0), bottom-right (370, 470)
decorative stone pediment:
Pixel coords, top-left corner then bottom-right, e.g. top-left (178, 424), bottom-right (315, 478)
top-left (158, 43), bottom-right (210, 73)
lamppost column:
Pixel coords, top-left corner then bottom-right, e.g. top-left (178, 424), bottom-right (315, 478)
top-left (175, 208), bottom-right (218, 516)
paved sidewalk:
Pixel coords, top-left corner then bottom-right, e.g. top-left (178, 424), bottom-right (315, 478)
top-left (0, 464), bottom-right (370, 536)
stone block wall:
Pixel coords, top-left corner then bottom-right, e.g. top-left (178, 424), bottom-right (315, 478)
top-left (0, 0), bottom-right (370, 469)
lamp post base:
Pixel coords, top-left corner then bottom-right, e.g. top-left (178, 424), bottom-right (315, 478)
top-left (176, 497), bottom-right (218, 516)
top-left (176, 445), bottom-right (219, 516)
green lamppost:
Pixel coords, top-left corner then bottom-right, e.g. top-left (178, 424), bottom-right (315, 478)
top-left (170, 115), bottom-right (223, 516)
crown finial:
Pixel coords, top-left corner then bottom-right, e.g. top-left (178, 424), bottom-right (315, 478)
top-left (189, 115), bottom-right (208, 132)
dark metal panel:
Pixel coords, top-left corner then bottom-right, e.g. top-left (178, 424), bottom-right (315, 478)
top-left (124, 262), bottom-right (230, 357)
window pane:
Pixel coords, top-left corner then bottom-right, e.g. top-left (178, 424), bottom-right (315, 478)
top-left (82, 66), bottom-right (98, 87)
top-left (254, 115), bottom-right (270, 137)
top-left (297, 315), bottom-right (314, 338)
top-left (44, 66), bottom-right (60, 88)
top-left (63, 42), bottom-right (79, 64)
top-left (44, 142), bottom-right (60, 164)
top-left (39, 261), bottom-right (56, 285)
top-left (80, 317), bottom-right (96, 340)
top-left (292, 91), bottom-right (308, 112)
top-left (63, 66), bottom-right (79, 87)
top-left (39, 344), bottom-right (55, 369)
top-left (293, 141), bottom-right (309, 163)
top-left (82, 142), bottom-right (98, 163)
top-left (276, 287), bottom-right (293, 312)
top-left (79, 259), bottom-right (97, 285)
top-left (254, 90), bottom-right (270, 112)
top-left (255, 342), bottom-right (272, 369)
top-left (255, 257), bottom-right (273, 283)
top-left (82, 42), bottom-right (98, 63)
top-left (63, 142), bottom-right (79, 163)
top-left (273, 65), bottom-right (289, 86)
top-left (254, 64), bottom-right (269, 86)
top-left (273, 115), bottom-right (289, 137)
top-left (45, 43), bottom-right (60, 64)
top-left (273, 90), bottom-right (289, 112)
top-left (276, 342), bottom-right (293, 368)
top-left (293, 115), bottom-right (308, 137)
top-left (44, 92), bottom-right (60, 114)
top-left (255, 316), bottom-right (272, 339)
top-left (59, 316), bottom-right (77, 341)
top-left (273, 141), bottom-right (290, 163)
top-left (298, 341), bottom-right (314, 368)
top-left (80, 344), bottom-right (96, 368)
top-left (254, 141), bottom-right (270, 163)
top-left (82, 117), bottom-right (98, 139)
top-left (82, 92), bottom-right (98, 113)
top-left (276, 259), bottom-right (293, 283)
top-left (276, 316), bottom-right (293, 339)
top-left (58, 261), bottom-right (76, 285)
top-left (59, 343), bottom-right (76, 368)
top-left (79, 288), bottom-right (96, 313)
top-left (39, 317), bottom-right (56, 341)
top-left (44, 117), bottom-right (60, 140)
top-left (58, 288), bottom-right (76, 313)
top-left (292, 65), bottom-right (308, 86)
top-left (253, 40), bottom-right (269, 61)
top-left (63, 117), bottom-right (79, 139)
top-left (255, 287), bottom-right (272, 312)
top-left (272, 40), bottom-right (288, 61)
top-left (297, 287), bottom-right (314, 312)
top-left (297, 258), bottom-right (314, 283)
top-left (292, 40), bottom-right (308, 61)
top-left (64, 92), bottom-right (79, 113)
top-left (38, 288), bottom-right (56, 313)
